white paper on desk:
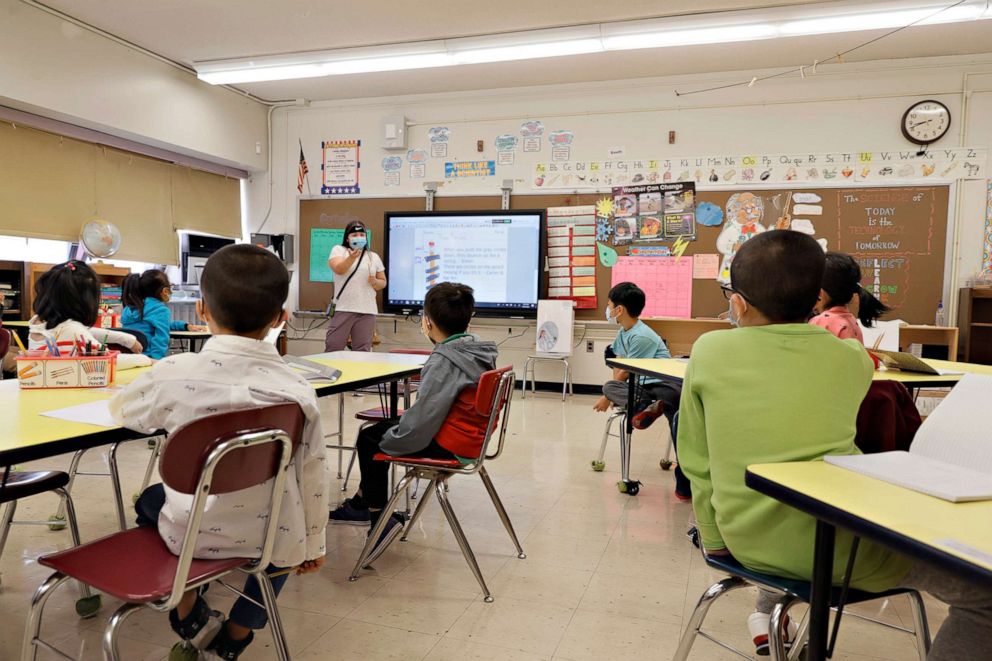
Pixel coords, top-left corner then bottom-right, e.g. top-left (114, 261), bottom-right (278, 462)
top-left (859, 319), bottom-right (903, 351)
top-left (826, 374), bottom-right (992, 502)
top-left (825, 453), bottom-right (992, 502)
top-left (41, 400), bottom-right (116, 428)
top-left (911, 374), bottom-right (992, 475)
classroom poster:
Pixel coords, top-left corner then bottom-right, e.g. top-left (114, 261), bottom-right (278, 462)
top-left (549, 130), bottom-right (574, 162)
top-left (531, 148), bottom-right (989, 190)
top-left (381, 156), bottom-right (402, 187)
top-left (320, 140), bottom-right (361, 195)
top-left (612, 182), bottom-right (697, 243)
top-left (611, 256), bottom-right (693, 319)
top-left (444, 161), bottom-right (496, 178)
top-left (546, 206), bottom-right (598, 309)
top-left (407, 148), bottom-right (428, 179)
top-left (496, 134), bottom-right (516, 166)
top-left (428, 127), bottom-right (450, 158)
top-left (520, 120), bottom-right (544, 152)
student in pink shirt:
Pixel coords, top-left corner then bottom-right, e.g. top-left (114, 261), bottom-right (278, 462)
top-left (810, 252), bottom-right (890, 343)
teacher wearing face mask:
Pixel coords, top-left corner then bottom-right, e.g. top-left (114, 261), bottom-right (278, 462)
top-left (325, 221), bottom-right (386, 352)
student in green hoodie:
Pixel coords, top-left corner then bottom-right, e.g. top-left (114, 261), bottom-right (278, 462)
top-left (678, 230), bottom-right (992, 660)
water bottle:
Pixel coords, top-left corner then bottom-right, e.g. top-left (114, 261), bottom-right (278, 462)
top-left (934, 300), bottom-right (945, 326)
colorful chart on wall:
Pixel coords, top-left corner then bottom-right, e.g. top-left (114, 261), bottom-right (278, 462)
top-left (309, 227), bottom-right (373, 283)
top-left (612, 256), bottom-right (693, 319)
top-left (612, 183), bottom-right (696, 245)
top-left (546, 206), bottom-right (598, 308)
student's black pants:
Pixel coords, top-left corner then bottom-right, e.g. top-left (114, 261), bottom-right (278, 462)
top-left (356, 421), bottom-right (456, 509)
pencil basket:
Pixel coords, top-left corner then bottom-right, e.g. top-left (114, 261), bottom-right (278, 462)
top-left (15, 350), bottom-right (118, 389)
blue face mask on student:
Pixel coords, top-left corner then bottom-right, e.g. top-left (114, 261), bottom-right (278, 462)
top-left (349, 237), bottom-right (367, 250)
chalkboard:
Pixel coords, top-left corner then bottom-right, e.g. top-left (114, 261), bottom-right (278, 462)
top-left (297, 185), bottom-right (948, 323)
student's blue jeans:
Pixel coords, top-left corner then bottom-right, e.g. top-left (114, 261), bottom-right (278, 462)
top-left (135, 484), bottom-right (288, 630)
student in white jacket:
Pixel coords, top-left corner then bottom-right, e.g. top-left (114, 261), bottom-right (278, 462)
top-left (28, 261), bottom-right (152, 370)
top-left (110, 246), bottom-right (328, 661)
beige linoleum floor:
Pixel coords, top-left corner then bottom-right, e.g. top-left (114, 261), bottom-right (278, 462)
top-left (0, 390), bottom-right (943, 660)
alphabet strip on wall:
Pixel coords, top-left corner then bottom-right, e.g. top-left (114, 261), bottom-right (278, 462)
top-left (532, 148), bottom-right (988, 190)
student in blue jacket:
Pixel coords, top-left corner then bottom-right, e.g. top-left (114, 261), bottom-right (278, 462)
top-left (122, 270), bottom-right (206, 359)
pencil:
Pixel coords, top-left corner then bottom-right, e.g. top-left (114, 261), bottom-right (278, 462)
top-left (10, 330), bottom-right (26, 352)
top-left (18, 363), bottom-right (38, 378)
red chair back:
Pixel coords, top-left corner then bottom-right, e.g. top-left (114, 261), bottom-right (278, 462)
top-left (161, 403), bottom-right (305, 495)
top-left (475, 366), bottom-right (512, 417)
top-left (0, 327), bottom-right (10, 357)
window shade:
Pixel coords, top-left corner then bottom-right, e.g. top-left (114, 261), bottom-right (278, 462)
top-left (0, 122), bottom-right (97, 241)
top-left (95, 148), bottom-right (178, 265)
top-left (0, 121), bottom-right (242, 265)
top-left (171, 167), bottom-right (241, 239)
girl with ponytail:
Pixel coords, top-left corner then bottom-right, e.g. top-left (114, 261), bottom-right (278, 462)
top-left (122, 269), bottom-right (206, 358)
top-left (810, 252), bottom-right (891, 343)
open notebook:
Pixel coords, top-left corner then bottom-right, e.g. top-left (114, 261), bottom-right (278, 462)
top-left (867, 349), bottom-right (962, 376)
top-left (825, 374), bottom-right (992, 502)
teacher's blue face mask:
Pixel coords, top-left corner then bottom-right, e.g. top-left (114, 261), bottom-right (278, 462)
top-left (348, 236), bottom-right (367, 250)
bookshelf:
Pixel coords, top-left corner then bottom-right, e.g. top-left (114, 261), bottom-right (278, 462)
top-left (958, 287), bottom-right (992, 364)
top-left (24, 262), bottom-right (131, 320)
top-left (0, 260), bottom-right (26, 321)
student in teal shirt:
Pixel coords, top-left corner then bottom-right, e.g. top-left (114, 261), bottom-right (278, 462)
top-left (122, 270), bottom-right (206, 359)
top-left (592, 281), bottom-right (678, 414)
top-left (678, 230), bottom-right (992, 660)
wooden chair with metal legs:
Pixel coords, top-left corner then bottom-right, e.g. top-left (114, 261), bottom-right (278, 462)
top-left (674, 548), bottom-right (930, 661)
top-left (348, 367), bottom-right (525, 602)
top-left (21, 403), bottom-right (305, 661)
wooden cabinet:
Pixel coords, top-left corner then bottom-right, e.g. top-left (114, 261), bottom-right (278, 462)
top-left (958, 287), bottom-right (992, 364)
top-left (23, 262), bottom-right (131, 319)
top-left (0, 260), bottom-right (27, 321)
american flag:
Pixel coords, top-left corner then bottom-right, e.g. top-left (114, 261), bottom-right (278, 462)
top-left (297, 143), bottom-right (309, 194)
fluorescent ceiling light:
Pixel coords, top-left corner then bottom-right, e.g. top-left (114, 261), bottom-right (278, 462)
top-left (780, 5), bottom-right (986, 35)
top-left (195, 1), bottom-right (992, 85)
top-left (602, 24), bottom-right (778, 50)
top-left (452, 39), bottom-right (604, 65)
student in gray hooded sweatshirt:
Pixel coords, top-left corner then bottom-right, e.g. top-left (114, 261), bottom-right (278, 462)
top-left (330, 282), bottom-right (498, 549)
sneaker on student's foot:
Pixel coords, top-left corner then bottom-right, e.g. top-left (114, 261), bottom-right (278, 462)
top-left (168, 596), bottom-right (224, 652)
top-left (365, 512), bottom-right (406, 564)
top-left (203, 628), bottom-right (254, 661)
top-left (747, 611), bottom-right (798, 657)
top-left (685, 525), bottom-right (700, 549)
top-left (329, 498), bottom-right (371, 525)
top-left (632, 400), bottom-right (666, 430)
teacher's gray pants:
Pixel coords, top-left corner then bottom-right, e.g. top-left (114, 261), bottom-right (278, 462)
top-left (324, 311), bottom-right (376, 352)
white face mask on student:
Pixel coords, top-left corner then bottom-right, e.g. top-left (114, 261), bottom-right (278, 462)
top-left (605, 305), bottom-right (616, 324)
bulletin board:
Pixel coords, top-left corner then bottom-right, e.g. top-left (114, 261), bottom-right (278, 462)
top-left (298, 185), bottom-right (948, 323)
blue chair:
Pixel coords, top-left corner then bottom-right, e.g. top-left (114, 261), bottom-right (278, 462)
top-left (674, 552), bottom-right (930, 661)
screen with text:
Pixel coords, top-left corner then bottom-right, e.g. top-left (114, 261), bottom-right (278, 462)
top-left (386, 212), bottom-right (542, 314)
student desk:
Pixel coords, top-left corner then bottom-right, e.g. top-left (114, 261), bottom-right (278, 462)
top-left (604, 356), bottom-right (992, 485)
top-left (745, 461), bottom-right (992, 661)
top-left (0, 354), bottom-right (423, 468)
top-left (169, 329), bottom-right (211, 353)
top-left (643, 318), bottom-right (960, 360)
